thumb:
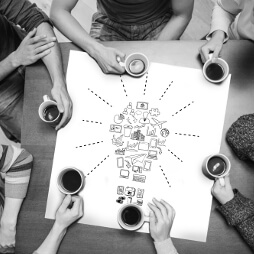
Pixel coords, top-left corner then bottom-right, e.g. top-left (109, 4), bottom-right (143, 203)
top-left (60, 194), bottom-right (72, 210)
top-left (213, 45), bottom-right (222, 59)
top-left (115, 50), bottom-right (126, 62)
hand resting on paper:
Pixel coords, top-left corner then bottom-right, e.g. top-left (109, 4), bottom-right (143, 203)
top-left (211, 175), bottom-right (234, 205)
top-left (148, 198), bottom-right (175, 242)
top-left (33, 195), bottom-right (83, 254)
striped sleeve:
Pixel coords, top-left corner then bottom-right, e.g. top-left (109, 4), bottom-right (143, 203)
top-left (0, 145), bottom-right (33, 199)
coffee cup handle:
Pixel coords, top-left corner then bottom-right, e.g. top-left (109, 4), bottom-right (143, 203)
top-left (116, 56), bottom-right (125, 67)
top-left (144, 214), bottom-right (150, 223)
top-left (218, 177), bottom-right (225, 187)
top-left (43, 95), bottom-right (50, 102)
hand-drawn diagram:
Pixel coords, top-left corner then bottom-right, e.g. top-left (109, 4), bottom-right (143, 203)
top-left (46, 51), bottom-right (231, 242)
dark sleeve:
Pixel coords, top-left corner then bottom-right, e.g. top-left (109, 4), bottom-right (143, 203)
top-left (217, 189), bottom-right (254, 251)
top-left (0, 0), bottom-right (53, 32)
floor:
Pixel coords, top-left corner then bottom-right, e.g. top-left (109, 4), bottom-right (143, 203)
top-left (0, 0), bottom-right (214, 144)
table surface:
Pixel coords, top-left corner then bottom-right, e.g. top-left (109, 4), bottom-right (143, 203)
top-left (16, 41), bottom-right (254, 254)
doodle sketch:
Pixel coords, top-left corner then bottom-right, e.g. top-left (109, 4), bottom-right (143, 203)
top-left (45, 51), bottom-right (231, 242)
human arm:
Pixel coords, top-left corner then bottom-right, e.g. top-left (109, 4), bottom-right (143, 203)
top-left (212, 176), bottom-right (254, 251)
top-left (148, 198), bottom-right (178, 254)
top-left (33, 195), bottom-right (83, 254)
top-left (156, 0), bottom-right (194, 41)
top-left (0, 0), bottom-right (72, 130)
top-left (0, 145), bottom-right (33, 250)
top-left (50, 0), bottom-right (125, 74)
top-left (199, 1), bottom-right (235, 63)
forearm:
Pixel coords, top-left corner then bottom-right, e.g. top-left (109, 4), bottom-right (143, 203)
top-left (36, 22), bottom-right (65, 86)
top-left (154, 238), bottom-right (178, 254)
top-left (157, 14), bottom-right (191, 40)
top-left (0, 52), bottom-right (19, 82)
top-left (50, 9), bottom-right (103, 57)
top-left (33, 222), bottom-right (67, 254)
top-left (0, 198), bottom-right (23, 229)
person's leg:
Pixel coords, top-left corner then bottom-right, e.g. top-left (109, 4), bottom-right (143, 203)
top-left (90, 12), bottom-right (131, 41)
top-left (0, 15), bottom-right (26, 142)
top-left (142, 13), bottom-right (172, 40)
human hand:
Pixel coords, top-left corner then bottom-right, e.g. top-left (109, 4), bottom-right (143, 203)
top-left (148, 198), bottom-right (175, 242)
top-left (51, 82), bottom-right (73, 130)
top-left (92, 44), bottom-right (125, 74)
top-left (199, 31), bottom-right (225, 63)
top-left (55, 195), bottom-right (83, 230)
top-left (12, 27), bottom-right (56, 67)
top-left (211, 175), bottom-right (234, 205)
top-left (0, 222), bottom-right (16, 252)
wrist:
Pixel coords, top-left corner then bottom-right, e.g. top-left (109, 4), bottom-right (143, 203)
top-left (9, 51), bottom-right (20, 69)
top-left (211, 30), bottom-right (225, 42)
top-left (85, 40), bottom-right (104, 59)
top-left (52, 221), bottom-right (68, 236)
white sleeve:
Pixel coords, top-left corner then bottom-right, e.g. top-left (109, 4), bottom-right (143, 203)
top-left (206, 0), bottom-right (235, 42)
top-left (154, 238), bottom-right (178, 254)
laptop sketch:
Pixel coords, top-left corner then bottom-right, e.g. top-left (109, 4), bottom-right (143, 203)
top-left (147, 150), bottom-right (158, 160)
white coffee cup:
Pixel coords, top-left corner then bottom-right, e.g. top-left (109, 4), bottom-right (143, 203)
top-left (117, 203), bottom-right (149, 231)
top-left (57, 167), bottom-right (85, 195)
top-left (118, 53), bottom-right (149, 77)
top-left (202, 153), bottom-right (231, 186)
top-left (203, 56), bottom-right (229, 83)
top-left (38, 95), bottom-right (62, 127)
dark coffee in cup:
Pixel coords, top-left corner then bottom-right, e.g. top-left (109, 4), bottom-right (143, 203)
top-left (43, 105), bottom-right (59, 121)
top-left (207, 156), bottom-right (226, 176)
top-left (61, 169), bottom-right (82, 193)
top-left (121, 206), bottom-right (142, 226)
top-left (205, 63), bottom-right (224, 81)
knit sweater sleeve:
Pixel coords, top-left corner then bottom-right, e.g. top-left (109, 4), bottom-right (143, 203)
top-left (0, 145), bottom-right (33, 199)
top-left (0, 0), bottom-right (52, 32)
top-left (217, 189), bottom-right (254, 251)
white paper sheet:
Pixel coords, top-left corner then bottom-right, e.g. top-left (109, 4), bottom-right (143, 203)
top-left (45, 50), bottom-right (231, 242)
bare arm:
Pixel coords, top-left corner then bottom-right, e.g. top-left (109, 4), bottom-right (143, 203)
top-left (50, 0), bottom-right (125, 74)
top-left (157, 0), bottom-right (194, 40)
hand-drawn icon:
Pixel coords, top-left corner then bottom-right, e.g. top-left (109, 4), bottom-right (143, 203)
top-left (158, 139), bottom-right (166, 146)
top-left (160, 128), bottom-right (170, 137)
top-left (146, 126), bottom-right (157, 137)
top-left (117, 186), bottom-right (124, 195)
top-left (112, 134), bottom-right (124, 147)
top-left (135, 110), bottom-right (142, 115)
top-left (114, 114), bottom-right (124, 124)
top-left (139, 112), bottom-right (150, 125)
top-left (138, 142), bottom-right (149, 151)
top-left (143, 160), bottom-right (152, 171)
top-left (116, 196), bottom-right (126, 204)
top-left (136, 199), bottom-right (143, 206)
top-left (147, 150), bottom-right (158, 160)
top-left (132, 165), bottom-right (142, 173)
top-left (136, 102), bottom-right (148, 110)
top-left (120, 169), bottom-right (130, 179)
top-left (131, 130), bottom-right (145, 141)
top-left (157, 147), bottom-right (162, 154)
top-left (125, 160), bottom-right (132, 168)
top-left (151, 118), bottom-right (167, 129)
top-left (149, 138), bottom-right (157, 149)
top-left (149, 108), bottom-right (160, 117)
top-left (117, 157), bottom-right (124, 168)
top-left (115, 148), bottom-right (126, 155)
top-left (127, 197), bottom-right (132, 204)
top-left (137, 188), bottom-right (144, 198)
top-left (109, 124), bottom-right (122, 133)
top-left (123, 108), bottom-right (128, 115)
top-left (126, 154), bottom-right (146, 165)
top-left (126, 141), bottom-right (138, 152)
top-left (133, 174), bottom-right (146, 183)
top-left (124, 125), bottom-right (133, 137)
top-left (134, 124), bottom-right (145, 129)
top-left (125, 187), bottom-right (136, 197)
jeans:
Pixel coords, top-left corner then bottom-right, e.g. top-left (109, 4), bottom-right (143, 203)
top-left (90, 12), bottom-right (172, 41)
top-left (0, 15), bottom-right (26, 142)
